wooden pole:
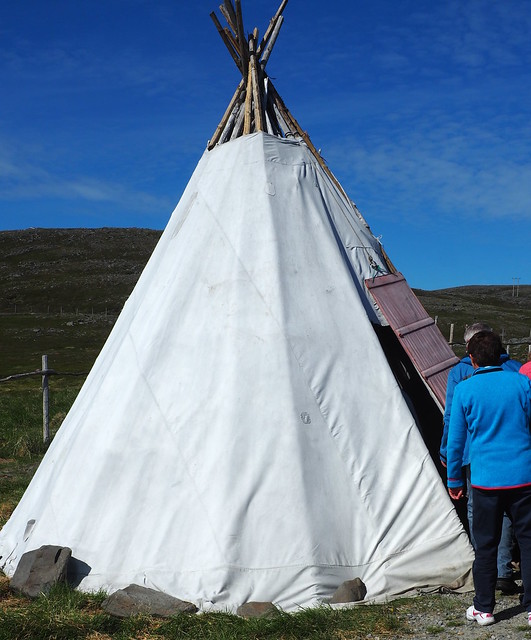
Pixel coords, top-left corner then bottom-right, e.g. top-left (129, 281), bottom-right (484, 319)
top-left (263, 79), bottom-right (284, 138)
top-left (271, 100), bottom-right (294, 136)
top-left (220, 0), bottom-right (238, 35)
top-left (249, 33), bottom-right (264, 132)
top-left (271, 81), bottom-right (348, 191)
top-left (449, 324), bottom-right (455, 344)
top-left (260, 15), bottom-right (284, 69)
top-left (234, 0), bottom-right (249, 77)
top-left (219, 95), bottom-right (245, 144)
top-left (210, 12), bottom-right (242, 71)
top-left (230, 102), bottom-right (246, 140)
top-left (42, 355), bottom-right (50, 445)
top-left (208, 79), bottom-right (245, 149)
top-left (243, 58), bottom-right (254, 134)
top-left (225, 27), bottom-right (240, 57)
top-left (269, 81), bottom-right (344, 190)
top-left (257, 0), bottom-right (289, 57)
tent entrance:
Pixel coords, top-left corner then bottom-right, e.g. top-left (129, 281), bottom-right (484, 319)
top-left (372, 323), bottom-right (469, 533)
top-left (372, 323), bottom-right (444, 473)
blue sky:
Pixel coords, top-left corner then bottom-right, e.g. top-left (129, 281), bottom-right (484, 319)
top-left (1, 0), bottom-right (530, 290)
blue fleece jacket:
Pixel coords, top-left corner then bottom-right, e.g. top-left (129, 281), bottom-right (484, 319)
top-left (439, 353), bottom-right (521, 466)
top-left (447, 367), bottom-right (531, 489)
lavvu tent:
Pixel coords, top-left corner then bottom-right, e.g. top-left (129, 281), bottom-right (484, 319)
top-left (0, 0), bottom-right (473, 612)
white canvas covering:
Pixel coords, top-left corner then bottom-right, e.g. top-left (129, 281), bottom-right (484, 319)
top-left (0, 133), bottom-right (473, 611)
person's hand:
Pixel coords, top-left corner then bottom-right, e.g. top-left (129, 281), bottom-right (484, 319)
top-left (448, 486), bottom-right (464, 500)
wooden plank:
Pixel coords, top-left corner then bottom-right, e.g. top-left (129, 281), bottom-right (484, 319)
top-left (208, 79), bottom-right (245, 149)
top-left (422, 357), bottom-right (461, 379)
top-left (365, 274), bottom-right (425, 329)
top-left (366, 273), bottom-right (459, 409)
top-left (397, 317), bottom-right (435, 338)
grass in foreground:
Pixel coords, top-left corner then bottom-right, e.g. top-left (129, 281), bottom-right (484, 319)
top-left (0, 379), bottom-right (83, 524)
top-left (0, 578), bottom-right (406, 640)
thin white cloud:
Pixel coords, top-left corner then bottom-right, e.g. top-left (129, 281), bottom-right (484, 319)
top-left (0, 143), bottom-right (171, 213)
top-left (0, 34), bottom-right (211, 101)
top-left (329, 121), bottom-right (531, 225)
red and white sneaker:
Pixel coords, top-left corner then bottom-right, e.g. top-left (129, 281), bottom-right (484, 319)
top-left (466, 605), bottom-right (495, 626)
top-left (527, 612), bottom-right (531, 627)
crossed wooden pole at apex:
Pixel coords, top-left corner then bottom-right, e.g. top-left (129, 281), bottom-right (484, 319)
top-left (207, 0), bottom-right (357, 212)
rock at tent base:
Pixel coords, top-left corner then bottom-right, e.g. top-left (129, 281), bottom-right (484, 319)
top-left (10, 545), bottom-right (72, 598)
top-left (237, 601), bottom-right (279, 618)
top-left (330, 578), bottom-right (367, 604)
top-left (101, 584), bottom-right (198, 618)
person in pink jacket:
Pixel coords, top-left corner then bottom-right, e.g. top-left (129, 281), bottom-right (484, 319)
top-left (520, 355), bottom-right (531, 380)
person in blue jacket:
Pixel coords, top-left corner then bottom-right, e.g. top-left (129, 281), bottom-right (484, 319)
top-left (440, 322), bottom-right (521, 594)
top-left (447, 330), bottom-right (531, 626)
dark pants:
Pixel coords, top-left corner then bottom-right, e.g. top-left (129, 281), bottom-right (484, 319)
top-left (465, 466), bottom-right (514, 577)
top-left (473, 485), bottom-right (531, 613)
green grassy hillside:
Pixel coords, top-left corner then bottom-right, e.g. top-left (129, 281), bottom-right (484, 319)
top-left (416, 285), bottom-right (530, 362)
top-left (1, 227), bottom-right (529, 377)
top-left (0, 228), bottom-right (160, 376)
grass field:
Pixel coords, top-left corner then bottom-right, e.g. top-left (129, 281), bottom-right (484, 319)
top-left (0, 578), bottom-right (410, 640)
top-left (0, 380), bottom-right (82, 529)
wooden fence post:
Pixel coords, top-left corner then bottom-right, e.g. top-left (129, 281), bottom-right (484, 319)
top-left (42, 355), bottom-right (50, 445)
top-left (449, 323), bottom-right (454, 344)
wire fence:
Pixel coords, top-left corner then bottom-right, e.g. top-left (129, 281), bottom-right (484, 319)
top-left (439, 321), bottom-right (531, 358)
top-left (0, 305), bottom-right (121, 317)
top-left (0, 356), bottom-right (87, 445)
